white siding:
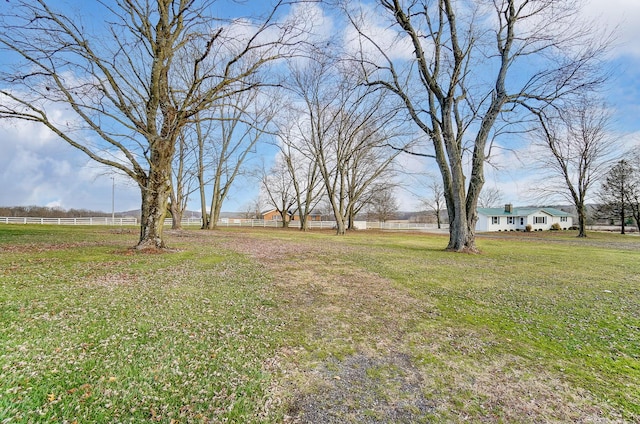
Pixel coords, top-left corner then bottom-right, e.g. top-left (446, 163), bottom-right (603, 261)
top-left (476, 210), bottom-right (572, 232)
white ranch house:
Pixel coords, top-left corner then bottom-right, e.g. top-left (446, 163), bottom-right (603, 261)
top-left (476, 204), bottom-right (573, 232)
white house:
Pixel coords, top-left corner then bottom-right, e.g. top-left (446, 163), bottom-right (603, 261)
top-left (476, 204), bottom-right (573, 232)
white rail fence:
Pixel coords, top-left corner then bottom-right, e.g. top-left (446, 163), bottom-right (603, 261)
top-left (0, 216), bottom-right (446, 231)
top-left (0, 216), bottom-right (138, 225)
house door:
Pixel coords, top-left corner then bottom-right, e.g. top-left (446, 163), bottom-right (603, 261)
top-left (520, 217), bottom-right (524, 226)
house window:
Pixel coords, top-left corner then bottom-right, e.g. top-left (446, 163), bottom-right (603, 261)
top-left (561, 216), bottom-right (568, 222)
top-left (534, 216), bottom-right (547, 224)
top-left (520, 217), bottom-right (525, 225)
top-left (507, 217), bottom-right (515, 225)
top-left (492, 216), bottom-right (500, 225)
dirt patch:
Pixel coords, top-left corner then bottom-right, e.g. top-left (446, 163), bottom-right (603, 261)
top-left (288, 352), bottom-right (436, 424)
top-left (223, 232), bottom-right (439, 422)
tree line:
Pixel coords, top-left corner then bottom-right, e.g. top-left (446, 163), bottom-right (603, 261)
top-left (0, 0), bottom-right (620, 251)
top-left (0, 206), bottom-right (115, 218)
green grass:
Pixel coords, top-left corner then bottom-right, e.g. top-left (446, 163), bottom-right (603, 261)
top-left (1, 225), bottom-right (639, 422)
top-left (0, 226), bottom-right (283, 423)
top-left (352, 232), bottom-right (640, 417)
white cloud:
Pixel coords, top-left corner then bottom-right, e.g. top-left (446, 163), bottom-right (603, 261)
top-left (288, 2), bottom-right (335, 43)
top-left (342, 2), bottom-right (416, 63)
top-left (0, 118), bottom-right (140, 212)
top-left (582, 0), bottom-right (640, 57)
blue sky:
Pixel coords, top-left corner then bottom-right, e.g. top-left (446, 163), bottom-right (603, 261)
top-left (1, 0), bottom-right (639, 214)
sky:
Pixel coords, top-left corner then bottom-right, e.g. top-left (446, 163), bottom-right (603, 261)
top-left (0, 0), bottom-right (639, 214)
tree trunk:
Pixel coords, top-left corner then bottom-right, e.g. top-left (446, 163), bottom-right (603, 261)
top-left (347, 204), bottom-right (356, 231)
top-left (210, 197), bottom-right (223, 230)
top-left (136, 136), bottom-right (175, 249)
top-left (298, 211), bottom-right (308, 231)
top-left (441, 138), bottom-right (479, 252)
top-left (198, 176), bottom-right (208, 229)
top-left (335, 218), bottom-right (346, 235)
top-left (138, 171), bottom-right (171, 250)
top-left (206, 179), bottom-right (222, 230)
top-left (444, 191), bottom-right (480, 252)
top-left (446, 221), bottom-right (477, 252)
top-left (447, 214), bottom-right (472, 252)
top-left (170, 201), bottom-right (183, 230)
top-left (577, 204), bottom-right (587, 238)
top-left (280, 210), bottom-right (290, 228)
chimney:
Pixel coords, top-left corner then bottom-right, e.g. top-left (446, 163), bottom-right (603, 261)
top-left (505, 204), bottom-right (513, 213)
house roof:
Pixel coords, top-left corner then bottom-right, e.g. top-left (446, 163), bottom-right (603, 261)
top-left (477, 207), bottom-right (571, 217)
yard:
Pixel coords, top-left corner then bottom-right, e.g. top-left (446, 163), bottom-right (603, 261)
top-left (0, 225), bottom-right (638, 422)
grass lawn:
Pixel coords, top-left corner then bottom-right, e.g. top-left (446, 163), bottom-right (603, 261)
top-left (0, 225), bottom-right (638, 423)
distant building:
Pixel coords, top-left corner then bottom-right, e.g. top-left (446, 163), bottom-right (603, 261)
top-left (476, 204), bottom-right (573, 232)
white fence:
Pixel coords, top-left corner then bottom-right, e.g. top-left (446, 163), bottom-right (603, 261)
top-left (366, 222), bottom-right (447, 231)
top-left (175, 218), bottom-right (446, 231)
top-left (199, 218), bottom-right (338, 229)
top-left (0, 216), bottom-right (138, 225)
top-left (1, 216), bottom-right (446, 232)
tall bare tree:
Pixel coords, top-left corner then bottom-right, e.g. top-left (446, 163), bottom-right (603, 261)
top-left (0, 0), bottom-right (304, 249)
top-left (345, 0), bottom-right (610, 251)
top-left (274, 117), bottom-right (324, 231)
top-left (287, 54), bottom-right (402, 234)
top-left (169, 131), bottom-right (199, 229)
top-left (421, 176), bottom-right (446, 229)
top-left (196, 87), bottom-right (278, 229)
top-left (260, 157), bottom-right (297, 227)
top-left (532, 97), bottom-right (617, 237)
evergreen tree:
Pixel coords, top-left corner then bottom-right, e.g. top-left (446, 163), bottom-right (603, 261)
top-left (597, 160), bottom-right (638, 234)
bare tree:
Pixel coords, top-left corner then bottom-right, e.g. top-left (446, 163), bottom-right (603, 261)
top-left (197, 87), bottom-right (278, 229)
top-left (260, 157), bottom-right (297, 228)
top-left (532, 97), bottom-right (617, 237)
top-left (366, 185), bottom-right (398, 222)
top-left (169, 131), bottom-right (199, 229)
top-left (0, 0), bottom-right (304, 249)
top-left (345, 0), bottom-right (610, 251)
top-left (287, 53), bottom-right (402, 235)
top-left (420, 176), bottom-right (446, 229)
top-left (242, 196), bottom-right (263, 220)
top-left (478, 187), bottom-right (504, 209)
top-left (274, 118), bottom-right (324, 231)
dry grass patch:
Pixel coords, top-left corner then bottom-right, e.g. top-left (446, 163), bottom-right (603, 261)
top-left (223, 229), bottom-right (638, 423)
